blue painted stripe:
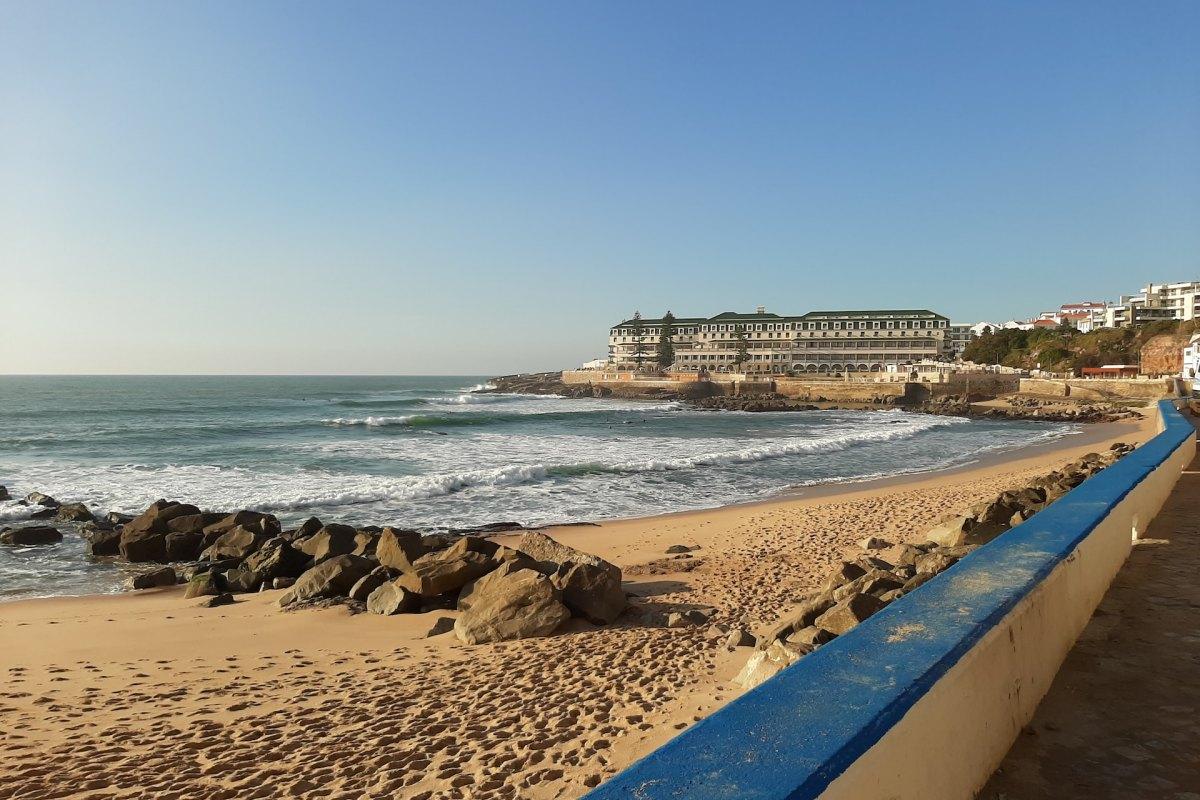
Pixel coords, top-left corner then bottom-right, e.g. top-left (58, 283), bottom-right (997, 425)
top-left (585, 401), bottom-right (1194, 800)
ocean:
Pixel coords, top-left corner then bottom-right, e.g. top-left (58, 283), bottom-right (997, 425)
top-left (0, 375), bottom-right (1078, 599)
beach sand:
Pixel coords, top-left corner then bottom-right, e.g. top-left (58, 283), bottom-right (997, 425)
top-left (0, 414), bottom-right (1154, 800)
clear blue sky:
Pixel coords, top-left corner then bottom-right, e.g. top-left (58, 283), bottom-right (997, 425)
top-left (2, 1), bottom-right (1198, 374)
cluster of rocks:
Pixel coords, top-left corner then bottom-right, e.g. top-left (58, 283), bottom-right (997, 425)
top-left (0, 491), bottom-right (113, 545)
top-left (690, 396), bottom-right (820, 413)
top-left (729, 441), bottom-right (1136, 689)
top-left (0, 494), bottom-right (628, 645)
top-left (915, 396), bottom-right (1140, 423)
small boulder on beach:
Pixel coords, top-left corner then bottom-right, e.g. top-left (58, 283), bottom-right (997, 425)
top-left (454, 567), bottom-right (570, 644)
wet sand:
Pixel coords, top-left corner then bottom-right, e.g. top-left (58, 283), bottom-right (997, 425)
top-left (0, 413), bottom-right (1157, 800)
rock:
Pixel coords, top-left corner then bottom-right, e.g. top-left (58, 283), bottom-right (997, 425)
top-left (733, 641), bottom-right (810, 690)
top-left (425, 617), bottom-right (456, 637)
top-left (184, 571), bottom-right (225, 598)
top-left (200, 510), bottom-right (280, 544)
top-left (915, 552), bottom-right (959, 574)
top-left (454, 568), bottom-right (571, 644)
top-left (376, 527), bottom-right (426, 572)
top-left (119, 528), bottom-right (168, 562)
top-left (83, 528), bottom-right (122, 556)
top-left (24, 492), bottom-right (59, 508)
top-left (352, 530), bottom-right (379, 556)
top-left (814, 593), bottom-right (886, 635)
top-left (127, 566), bottom-right (177, 590)
top-left (165, 513), bottom-right (224, 535)
top-left (200, 525), bottom-right (266, 561)
top-left (30, 507), bottom-right (56, 519)
top-left (551, 561), bottom-right (626, 624)
top-left (272, 577), bottom-right (295, 590)
top-left (278, 555), bottom-right (376, 607)
top-left (785, 626), bottom-right (836, 647)
top-left (859, 536), bottom-right (891, 551)
top-left (222, 565), bottom-right (264, 593)
top-left (441, 535), bottom-right (501, 560)
top-left (666, 612), bottom-right (689, 628)
top-left (725, 627), bottom-right (757, 649)
top-left (924, 515), bottom-right (978, 548)
top-left (879, 544), bottom-right (923, 567)
top-left (902, 572), bottom-right (938, 593)
top-left (0, 525), bottom-right (63, 545)
top-left (758, 591), bottom-right (837, 644)
top-left (54, 502), bottom-right (93, 522)
top-left (295, 523), bottom-right (359, 562)
top-left (365, 580), bottom-right (421, 615)
top-left (0, 486), bottom-right (8, 501)
top-left (820, 561), bottom-right (867, 592)
top-left (164, 531), bottom-right (204, 561)
top-left (295, 517), bottom-right (323, 538)
top-left (241, 538), bottom-right (310, 583)
top-left (201, 593), bottom-right (236, 608)
top-left (397, 551), bottom-right (497, 597)
top-left (665, 544), bottom-right (694, 554)
top-left (514, 532), bottom-right (621, 582)
top-left (349, 566), bottom-right (393, 602)
top-left (105, 512), bottom-right (133, 526)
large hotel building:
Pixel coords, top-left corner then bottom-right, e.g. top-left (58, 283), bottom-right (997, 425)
top-left (608, 308), bottom-right (951, 374)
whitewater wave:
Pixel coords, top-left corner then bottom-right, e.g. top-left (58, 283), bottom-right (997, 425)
top-left (459, 382), bottom-right (497, 392)
top-left (320, 402), bottom-right (683, 429)
top-left (323, 415), bottom-right (417, 427)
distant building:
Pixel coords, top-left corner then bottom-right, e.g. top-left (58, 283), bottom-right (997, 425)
top-left (608, 308), bottom-right (951, 374)
top-left (1104, 282), bottom-right (1200, 328)
top-left (947, 323), bottom-right (974, 358)
top-left (1081, 365), bottom-right (1140, 379)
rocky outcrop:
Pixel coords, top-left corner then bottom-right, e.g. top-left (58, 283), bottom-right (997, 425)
top-left (366, 580), bottom-right (421, 615)
top-left (54, 502), bottom-right (93, 522)
top-left (127, 567), bottom-right (177, 590)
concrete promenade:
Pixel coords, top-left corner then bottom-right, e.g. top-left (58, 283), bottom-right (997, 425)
top-left (982, 414), bottom-right (1200, 799)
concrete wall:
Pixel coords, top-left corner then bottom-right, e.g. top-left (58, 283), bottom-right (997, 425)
top-left (1019, 377), bottom-right (1174, 400)
top-left (775, 379), bottom-right (912, 403)
top-left (584, 401), bottom-right (1195, 800)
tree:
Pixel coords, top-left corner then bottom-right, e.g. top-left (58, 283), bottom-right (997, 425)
top-left (732, 323), bottom-right (749, 371)
top-left (656, 311), bottom-right (677, 369)
top-left (630, 311), bottom-right (647, 370)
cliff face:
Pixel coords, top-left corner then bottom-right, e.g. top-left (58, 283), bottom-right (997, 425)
top-left (1140, 332), bottom-right (1190, 376)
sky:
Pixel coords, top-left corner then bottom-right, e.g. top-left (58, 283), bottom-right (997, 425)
top-left (2, 1), bottom-right (1198, 375)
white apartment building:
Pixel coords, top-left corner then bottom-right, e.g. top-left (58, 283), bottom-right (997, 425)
top-left (1104, 282), bottom-right (1200, 328)
top-left (947, 323), bottom-right (974, 358)
top-left (609, 308), bottom-right (951, 375)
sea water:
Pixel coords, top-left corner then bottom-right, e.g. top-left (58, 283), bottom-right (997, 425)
top-left (0, 375), bottom-right (1077, 599)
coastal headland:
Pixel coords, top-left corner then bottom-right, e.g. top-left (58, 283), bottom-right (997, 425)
top-left (0, 410), bottom-right (1154, 800)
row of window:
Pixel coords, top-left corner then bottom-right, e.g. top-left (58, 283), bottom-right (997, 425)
top-left (611, 319), bottom-right (947, 336)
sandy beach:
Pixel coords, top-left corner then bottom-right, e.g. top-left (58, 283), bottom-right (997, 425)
top-left (0, 413), bottom-right (1154, 800)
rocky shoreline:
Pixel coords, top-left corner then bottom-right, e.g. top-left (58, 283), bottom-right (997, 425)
top-left (0, 493), bottom-right (633, 644)
top-left (485, 372), bottom-right (1142, 423)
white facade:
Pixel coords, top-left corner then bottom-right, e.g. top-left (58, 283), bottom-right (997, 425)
top-left (1182, 333), bottom-right (1200, 391)
top-left (609, 309), bottom-right (951, 375)
top-left (1103, 282), bottom-right (1200, 328)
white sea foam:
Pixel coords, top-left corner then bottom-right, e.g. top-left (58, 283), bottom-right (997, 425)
top-left (322, 415), bottom-right (416, 427)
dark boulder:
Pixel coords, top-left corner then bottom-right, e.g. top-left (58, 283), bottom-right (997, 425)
top-left (295, 517), bottom-right (323, 538)
top-left (84, 528), bottom-right (122, 556)
top-left (199, 525), bottom-right (266, 561)
top-left (54, 502), bottom-right (93, 522)
top-left (166, 512), bottom-right (224, 535)
top-left (127, 566), bottom-right (177, 590)
top-left (164, 531), bottom-right (205, 561)
top-left (1, 525), bottom-right (63, 545)
top-left (24, 492), bottom-right (59, 508)
top-left (119, 528), bottom-right (168, 562)
top-left (0, 486), bottom-right (9, 501)
top-left (183, 571), bottom-right (225, 599)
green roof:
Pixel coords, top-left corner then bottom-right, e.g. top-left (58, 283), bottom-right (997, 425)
top-left (612, 309), bottom-right (949, 328)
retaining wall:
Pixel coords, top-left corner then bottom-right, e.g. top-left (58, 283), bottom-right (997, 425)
top-left (1019, 377), bottom-right (1173, 400)
top-left (585, 400), bottom-right (1195, 800)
